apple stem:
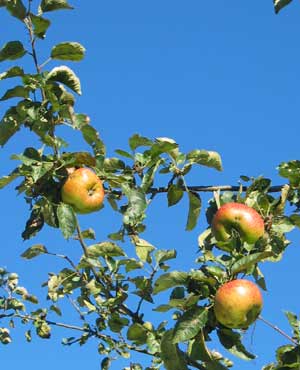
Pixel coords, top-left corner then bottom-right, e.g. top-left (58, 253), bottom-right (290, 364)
top-left (258, 315), bottom-right (298, 345)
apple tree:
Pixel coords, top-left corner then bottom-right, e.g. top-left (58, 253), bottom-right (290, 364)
top-left (0, 0), bottom-right (299, 369)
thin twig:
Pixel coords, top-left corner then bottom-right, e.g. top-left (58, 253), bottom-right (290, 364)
top-left (259, 315), bottom-right (298, 345)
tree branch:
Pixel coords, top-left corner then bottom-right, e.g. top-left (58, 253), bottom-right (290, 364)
top-left (259, 315), bottom-right (298, 345)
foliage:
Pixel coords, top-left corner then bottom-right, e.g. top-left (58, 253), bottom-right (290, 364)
top-left (0, 1), bottom-right (299, 369)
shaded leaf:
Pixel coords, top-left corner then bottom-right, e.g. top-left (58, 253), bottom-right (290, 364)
top-left (168, 184), bottom-right (184, 207)
top-left (231, 251), bottom-right (274, 275)
top-left (6, 0), bottom-right (26, 20)
top-left (274, 0), bottom-right (293, 13)
top-left (173, 306), bottom-right (208, 343)
top-left (30, 13), bottom-right (51, 39)
top-left (153, 271), bottom-right (189, 294)
top-left (51, 42), bottom-right (85, 61)
top-left (186, 191), bottom-right (201, 231)
top-left (0, 41), bottom-right (26, 62)
top-left (0, 169), bottom-right (19, 189)
top-left (57, 203), bottom-right (77, 239)
top-left (217, 329), bottom-right (256, 360)
top-left (127, 323), bottom-right (147, 345)
top-left (155, 249), bottom-right (177, 264)
top-left (21, 244), bottom-right (48, 259)
top-left (40, 0), bottom-right (73, 12)
top-left (0, 86), bottom-right (28, 101)
top-left (160, 330), bottom-right (188, 370)
top-left (122, 186), bottom-right (147, 226)
top-left (0, 66), bottom-right (24, 80)
top-left (81, 125), bottom-right (106, 156)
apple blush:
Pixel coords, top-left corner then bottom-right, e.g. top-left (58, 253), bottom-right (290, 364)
top-left (211, 202), bottom-right (265, 244)
top-left (214, 279), bottom-right (263, 329)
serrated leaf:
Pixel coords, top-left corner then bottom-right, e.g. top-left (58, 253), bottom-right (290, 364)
top-left (40, 0), bottom-right (73, 12)
top-left (186, 191), bottom-right (201, 231)
top-left (0, 41), bottom-right (26, 62)
top-left (168, 184), bottom-right (184, 206)
top-left (153, 271), bottom-right (189, 294)
top-left (57, 203), bottom-right (77, 239)
top-left (46, 65), bottom-right (81, 94)
top-left (231, 251), bottom-right (274, 275)
top-left (0, 66), bottom-right (24, 80)
top-left (187, 149), bottom-right (223, 171)
top-left (274, 0), bottom-right (293, 13)
top-left (172, 306), bottom-right (208, 343)
top-left (21, 244), bottom-right (48, 259)
top-left (51, 42), bottom-right (85, 61)
top-left (134, 238), bottom-right (155, 263)
top-left (30, 13), bottom-right (51, 39)
top-left (217, 329), bottom-right (256, 360)
top-left (0, 86), bottom-right (28, 101)
top-left (160, 330), bottom-right (188, 370)
top-left (86, 242), bottom-right (125, 257)
top-left (6, 0), bottom-right (26, 20)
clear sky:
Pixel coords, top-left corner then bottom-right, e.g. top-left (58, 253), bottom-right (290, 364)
top-left (1, 1), bottom-right (300, 369)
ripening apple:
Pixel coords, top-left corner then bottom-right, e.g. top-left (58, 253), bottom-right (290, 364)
top-left (61, 168), bottom-right (104, 214)
top-left (214, 279), bottom-right (263, 329)
top-left (211, 202), bottom-right (264, 244)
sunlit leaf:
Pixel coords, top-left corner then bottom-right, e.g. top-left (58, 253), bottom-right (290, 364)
top-left (51, 42), bottom-right (85, 61)
top-left (160, 330), bottom-right (188, 370)
top-left (0, 41), bottom-right (26, 62)
top-left (21, 244), bottom-right (48, 259)
top-left (40, 0), bottom-right (73, 12)
top-left (57, 203), bottom-right (77, 239)
top-left (46, 65), bottom-right (81, 94)
top-left (153, 271), bottom-right (189, 294)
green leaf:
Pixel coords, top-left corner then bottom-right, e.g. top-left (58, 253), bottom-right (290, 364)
top-left (108, 314), bottom-right (129, 333)
top-left (284, 311), bottom-right (300, 341)
top-left (57, 203), bottom-right (77, 239)
top-left (134, 238), bottom-right (155, 263)
top-left (217, 329), bottom-right (256, 360)
top-left (100, 357), bottom-right (111, 370)
top-left (129, 134), bottom-right (153, 151)
top-left (51, 42), bottom-right (85, 61)
top-left (278, 160), bottom-right (300, 187)
top-left (81, 228), bottom-right (96, 240)
top-left (0, 169), bottom-right (19, 189)
top-left (0, 66), bottom-right (24, 80)
top-left (46, 66), bottom-right (81, 94)
top-left (6, 0), bottom-right (26, 20)
top-left (115, 149), bottom-right (133, 159)
top-left (274, 0), bottom-right (293, 13)
top-left (86, 242), bottom-right (125, 258)
top-left (231, 251), bottom-right (274, 275)
top-left (172, 306), bottom-right (208, 343)
top-left (153, 271), bottom-right (189, 294)
top-left (155, 249), bottom-right (177, 264)
top-left (186, 191), bottom-right (201, 231)
top-left (0, 86), bottom-right (29, 101)
top-left (127, 323), bottom-right (148, 345)
top-left (168, 184), bottom-right (184, 207)
top-left (30, 14), bottom-right (51, 39)
top-left (40, 0), bottom-right (73, 12)
top-left (187, 149), bottom-right (223, 171)
top-left (0, 41), bottom-right (26, 62)
top-left (160, 330), bottom-right (188, 370)
top-left (122, 186), bottom-right (147, 226)
top-left (35, 320), bottom-right (51, 339)
top-left (21, 244), bottom-right (48, 259)
top-left (81, 125), bottom-right (106, 156)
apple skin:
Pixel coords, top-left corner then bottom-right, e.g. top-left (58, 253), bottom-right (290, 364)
top-left (214, 279), bottom-right (263, 329)
top-left (61, 168), bottom-right (104, 214)
top-left (211, 202), bottom-right (264, 244)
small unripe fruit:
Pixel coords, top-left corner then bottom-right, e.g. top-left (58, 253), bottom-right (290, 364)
top-left (214, 279), bottom-right (263, 329)
top-left (211, 202), bottom-right (264, 244)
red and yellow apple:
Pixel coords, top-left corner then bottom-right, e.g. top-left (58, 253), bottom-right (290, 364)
top-left (211, 202), bottom-right (264, 244)
top-left (61, 168), bottom-right (104, 214)
top-left (214, 279), bottom-right (263, 329)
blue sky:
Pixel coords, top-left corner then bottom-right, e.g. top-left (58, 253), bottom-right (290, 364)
top-left (1, 1), bottom-right (300, 369)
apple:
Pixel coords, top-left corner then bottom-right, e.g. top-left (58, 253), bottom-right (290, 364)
top-left (214, 279), bottom-right (263, 329)
top-left (61, 168), bottom-right (104, 214)
top-left (211, 202), bottom-right (264, 244)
